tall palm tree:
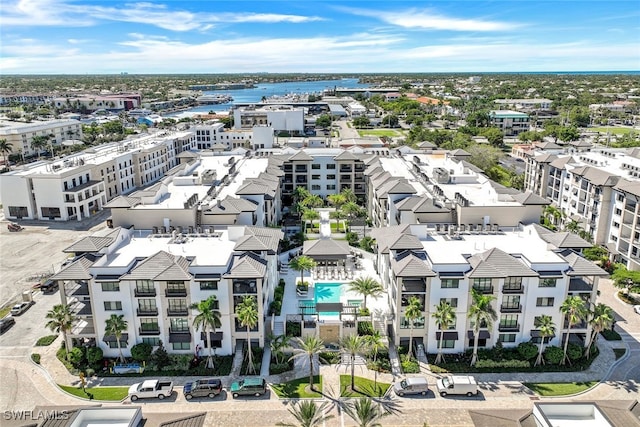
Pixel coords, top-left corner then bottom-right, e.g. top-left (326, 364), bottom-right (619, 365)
top-left (236, 296), bottom-right (259, 374)
top-left (469, 289), bottom-right (497, 366)
top-left (432, 301), bottom-right (456, 364)
top-left (340, 334), bottom-right (369, 391)
top-left (30, 135), bottom-right (49, 159)
top-left (343, 397), bottom-right (393, 427)
top-left (560, 296), bottom-right (588, 365)
top-left (289, 335), bottom-right (325, 391)
top-left (290, 255), bottom-right (317, 287)
top-left (104, 314), bottom-right (128, 363)
top-left (533, 315), bottom-right (556, 366)
top-left (0, 139), bottom-right (13, 170)
top-left (301, 209), bottom-right (320, 233)
top-left (340, 188), bottom-right (357, 204)
top-left (293, 186), bottom-right (311, 216)
top-left (327, 193), bottom-right (347, 209)
top-left (301, 194), bottom-right (324, 209)
top-left (364, 330), bottom-right (386, 388)
top-left (276, 400), bottom-right (334, 427)
top-left (190, 295), bottom-right (222, 369)
top-left (584, 303), bottom-right (614, 358)
top-left (348, 277), bottom-right (384, 311)
top-left (404, 296), bottom-right (423, 360)
top-left (45, 304), bottom-right (76, 360)
top-left (269, 333), bottom-right (291, 364)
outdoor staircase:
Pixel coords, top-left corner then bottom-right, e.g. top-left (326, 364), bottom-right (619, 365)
top-left (415, 344), bottom-right (431, 374)
top-left (230, 340), bottom-right (244, 376)
top-left (273, 321), bottom-right (285, 337)
top-left (373, 318), bottom-right (386, 335)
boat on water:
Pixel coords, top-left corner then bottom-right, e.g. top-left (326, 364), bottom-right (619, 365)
top-left (196, 94), bottom-right (233, 105)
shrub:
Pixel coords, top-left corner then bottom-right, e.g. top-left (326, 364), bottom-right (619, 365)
top-left (35, 335), bottom-right (58, 346)
top-left (68, 347), bottom-right (86, 368)
top-left (400, 355), bottom-right (420, 373)
top-left (286, 321), bottom-right (301, 337)
top-left (86, 347), bottom-right (103, 366)
top-left (130, 343), bottom-right (153, 363)
top-left (493, 341), bottom-right (504, 360)
top-left (517, 342), bottom-right (538, 360)
top-left (475, 359), bottom-right (530, 369)
top-left (544, 346), bottom-right (564, 365)
top-left (346, 232), bottom-right (359, 246)
top-left (319, 351), bottom-right (341, 365)
top-left (567, 343), bottom-right (583, 361)
top-left (601, 329), bottom-right (622, 341)
top-left (150, 341), bottom-right (171, 371)
top-left (270, 360), bottom-right (293, 374)
top-left (85, 368), bottom-right (95, 377)
top-left (31, 353), bottom-right (41, 364)
top-left (269, 300), bottom-right (282, 316)
top-left (357, 321), bottom-right (374, 336)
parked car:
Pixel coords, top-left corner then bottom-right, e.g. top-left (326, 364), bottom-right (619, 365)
top-left (10, 302), bottom-right (32, 316)
top-left (393, 377), bottom-right (429, 396)
top-left (0, 317), bottom-right (16, 334)
top-left (183, 378), bottom-right (222, 400)
top-left (633, 305), bottom-right (640, 315)
top-left (128, 379), bottom-right (174, 401)
top-left (230, 377), bottom-right (267, 398)
top-left (436, 375), bottom-right (478, 397)
top-left (40, 279), bottom-right (59, 294)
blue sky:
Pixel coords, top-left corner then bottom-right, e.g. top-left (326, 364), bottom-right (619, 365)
top-left (1, 0), bottom-right (639, 74)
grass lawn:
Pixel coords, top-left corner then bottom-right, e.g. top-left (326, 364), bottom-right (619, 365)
top-left (613, 348), bottom-right (626, 360)
top-left (523, 381), bottom-right (597, 397)
top-left (589, 127), bottom-right (635, 135)
top-left (35, 335), bottom-right (58, 346)
top-left (59, 385), bottom-right (129, 401)
top-left (358, 129), bottom-right (402, 137)
top-left (0, 306), bottom-right (11, 319)
top-left (340, 375), bottom-right (391, 397)
top-left (271, 375), bottom-right (323, 398)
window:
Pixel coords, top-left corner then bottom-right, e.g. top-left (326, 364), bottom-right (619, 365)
top-left (136, 280), bottom-right (155, 292)
top-left (613, 222), bottom-right (620, 228)
top-left (312, 174), bottom-right (321, 180)
top-left (172, 342), bottom-right (191, 350)
top-left (441, 340), bottom-right (455, 348)
top-left (441, 279), bottom-right (459, 289)
top-left (41, 207), bottom-right (61, 218)
top-left (326, 164), bottom-right (336, 170)
top-left (439, 298), bottom-right (458, 308)
top-left (311, 185), bottom-right (321, 191)
top-left (170, 318), bottom-right (189, 332)
top-left (327, 174), bottom-right (336, 180)
top-left (536, 297), bottom-right (555, 307)
top-left (104, 301), bottom-right (122, 311)
top-left (499, 314), bottom-right (518, 328)
top-left (108, 340), bottom-right (128, 349)
top-left (312, 164), bottom-right (321, 170)
top-left (140, 319), bottom-right (159, 332)
top-left (400, 316), bottom-right (425, 329)
top-left (142, 337), bottom-right (160, 346)
top-left (8, 206), bottom-right (28, 218)
top-left (617, 194), bottom-right (624, 202)
top-left (502, 295), bottom-right (520, 309)
top-left (138, 299), bottom-right (157, 313)
top-left (540, 278), bottom-right (557, 288)
top-left (504, 277), bottom-right (522, 288)
top-left (101, 282), bottom-right (120, 292)
top-left (327, 185), bottom-right (336, 190)
top-left (168, 299), bottom-right (188, 312)
top-left (473, 278), bottom-right (492, 292)
top-left (614, 208), bottom-right (622, 215)
top-left (199, 281), bottom-right (218, 290)
top-left (498, 334), bottom-right (516, 343)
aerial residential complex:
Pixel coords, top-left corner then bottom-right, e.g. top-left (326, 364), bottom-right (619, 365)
top-left (0, 118), bottom-right (83, 157)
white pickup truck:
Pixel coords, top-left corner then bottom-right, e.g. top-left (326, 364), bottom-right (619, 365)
top-left (128, 379), bottom-right (174, 401)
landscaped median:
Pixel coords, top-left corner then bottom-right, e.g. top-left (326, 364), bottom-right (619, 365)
top-left (58, 385), bottom-right (129, 401)
top-left (523, 381), bottom-right (598, 397)
top-left (270, 375), bottom-right (323, 398)
top-left (339, 375), bottom-right (390, 397)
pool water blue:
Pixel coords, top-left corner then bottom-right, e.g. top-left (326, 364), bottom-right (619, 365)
top-left (314, 283), bottom-right (342, 304)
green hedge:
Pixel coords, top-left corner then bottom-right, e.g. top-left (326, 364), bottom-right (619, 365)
top-left (601, 329), bottom-right (622, 341)
top-left (35, 335), bottom-right (58, 346)
top-left (475, 359), bottom-right (529, 369)
top-left (31, 353), bottom-right (41, 364)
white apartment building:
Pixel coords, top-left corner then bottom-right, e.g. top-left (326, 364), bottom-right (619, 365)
top-left (346, 102), bottom-right (367, 117)
top-left (233, 106), bottom-right (304, 133)
top-left (0, 131), bottom-right (195, 221)
top-left (371, 223), bottom-right (607, 353)
top-left (0, 118), bottom-right (83, 157)
top-left (0, 93), bottom-right (52, 105)
top-left (193, 122), bottom-right (274, 150)
top-left (50, 225), bottom-right (282, 357)
top-left (494, 99), bottom-right (553, 110)
top-left (524, 147), bottom-right (640, 270)
top-left (52, 94), bottom-right (141, 112)
top-left (490, 110), bottom-right (530, 136)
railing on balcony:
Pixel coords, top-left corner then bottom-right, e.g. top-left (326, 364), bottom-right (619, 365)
top-left (165, 288), bottom-right (187, 297)
top-left (473, 286), bottom-right (494, 294)
top-left (500, 304), bottom-right (522, 313)
top-left (233, 281), bottom-right (257, 294)
top-left (136, 307), bottom-right (158, 316)
top-left (167, 308), bottom-right (188, 316)
top-left (169, 327), bottom-right (190, 334)
top-left (134, 288), bottom-right (156, 297)
top-left (139, 327), bottom-right (160, 335)
top-left (498, 323), bottom-right (520, 332)
top-left (502, 285), bottom-right (524, 294)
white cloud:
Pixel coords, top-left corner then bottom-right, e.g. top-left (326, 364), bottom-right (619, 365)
top-left (342, 7), bottom-right (520, 32)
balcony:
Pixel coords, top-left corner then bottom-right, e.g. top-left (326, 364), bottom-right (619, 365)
top-left (165, 289), bottom-right (187, 297)
top-left (136, 307), bottom-right (158, 316)
top-left (500, 304), bottom-right (522, 313)
top-left (498, 323), bottom-right (520, 332)
top-left (139, 327), bottom-right (160, 335)
top-left (233, 281), bottom-right (257, 294)
top-left (65, 281), bottom-right (89, 297)
top-left (134, 288), bottom-right (156, 297)
top-left (340, 166), bottom-right (353, 173)
top-left (473, 286), bottom-right (494, 294)
top-left (502, 285), bottom-right (524, 294)
top-left (167, 308), bottom-right (188, 316)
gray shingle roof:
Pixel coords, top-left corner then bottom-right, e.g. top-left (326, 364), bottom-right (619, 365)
top-left (539, 231), bottom-right (593, 249)
top-left (614, 178), bottom-right (640, 197)
top-left (468, 248), bottom-right (538, 278)
top-left (103, 195), bottom-right (141, 208)
top-left (391, 254), bottom-right (436, 277)
top-left (50, 257), bottom-right (95, 281)
top-left (334, 150), bottom-right (359, 161)
top-left (303, 239), bottom-right (351, 257)
top-left (63, 235), bottom-right (114, 253)
top-left (123, 251), bottom-right (192, 281)
top-left (224, 252), bottom-right (267, 278)
top-left (396, 195), bottom-right (450, 213)
top-left (288, 150), bottom-right (313, 161)
top-left (561, 251), bottom-right (609, 277)
top-left (389, 234), bottom-right (424, 251)
top-left (512, 191), bottom-right (551, 205)
top-left (369, 225), bottom-right (412, 254)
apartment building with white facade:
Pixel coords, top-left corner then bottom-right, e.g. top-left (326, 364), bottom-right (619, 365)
top-left (370, 223), bottom-right (607, 353)
top-left (50, 225), bottom-right (282, 357)
top-left (52, 94), bottom-right (141, 112)
top-left (0, 118), bottom-right (83, 157)
top-left (0, 131), bottom-right (195, 221)
top-left (494, 99), bottom-right (553, 110)
top-left (193, 122), bottom-right (274, 150)
top-left (524, 147), bottom-right (640, 269)
top-left (489, 110), bottom-right (530, 136)
top-left (233, 105), bottom-right (304, 133)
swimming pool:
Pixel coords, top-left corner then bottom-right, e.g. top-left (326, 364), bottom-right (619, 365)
top-left (314, 282), bottom-right (342, 304)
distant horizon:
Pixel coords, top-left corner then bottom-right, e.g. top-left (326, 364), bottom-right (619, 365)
top-left (2, 1), bottom-right (639, 74)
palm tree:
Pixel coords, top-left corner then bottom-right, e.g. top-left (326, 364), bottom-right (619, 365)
top-left (289, 335), bottom-right (325, 391)
top-left (104, 314), bottom-right (128, 363)
top-left (293, 186), bottom-right (311, 216)
top-left (30, 135), bottom-right (49, 159)
top-left (340, 187), bottom-right (357, 204)
top-left (340, 334), bottom-right (369, 392)
top-left (560, 296), bottom-right (588, 365)
top-left (301, 194), bottom-right (324, 209)
top-left (343, 397), bottom-right (393, 427)
top-left (342, 201), bottom-right (365, 230)
top-left (45, 304), bottom-right (76, 360)
top-left (301, 208), bottom-right (320, 233)
top-left (584, 303), bottom-right (614, 358)
top-left (469, 289), bottom-right (497, 366)
top-left (404, 296), bottom-right (423, 360)
top-left (236, 296), bottom-right (259, 374)
top-left (276, 400), bottom-right (334, 427)
top-left (364, 330), bottom-right (386, 388)
top-left (533, 315), bottom-right (556, 366)
top-left (327, 193), bottom-right (347, 209)
top-left (190, 296), bottom-right (222, 369)
top-left (432, 301), bottom-right (456, 364)
top-left (348, 277), bottom-right (384, 311)
top-left (290, 255), bottom-right (317, 287)
top-left (269, 333), bottom-right (291, 364)
top-left (0, 139), bottom-right (13, 170)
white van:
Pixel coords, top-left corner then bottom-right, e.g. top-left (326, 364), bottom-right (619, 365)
top-left (393, 377), bottom-right (429, 396)
top-left (436, 375), bottom-right (478, 397)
